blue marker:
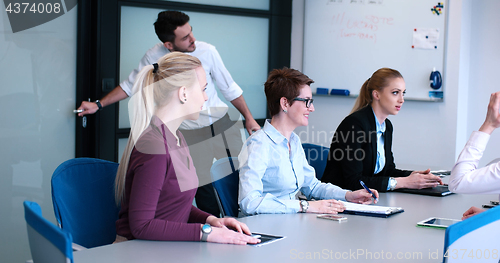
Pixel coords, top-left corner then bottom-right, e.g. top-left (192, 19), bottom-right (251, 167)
top-left (359, 180), bottom-right (378, 201)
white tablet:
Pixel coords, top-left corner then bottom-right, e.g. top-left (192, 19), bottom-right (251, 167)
top-left (417, 217), bottom-right (461, 229)
top-left (248, 233), bottom-right (285, 247)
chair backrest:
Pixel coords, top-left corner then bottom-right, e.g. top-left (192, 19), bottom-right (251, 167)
top-left (51, 158), bottom-right (120, 248)
top-left (443, 206), bottom-right (500, 263)
top-left (24, 201), bottom-right (73, 263)
top-left (302, 143), bottom-right (330, 180)
top-left (210, 157), bottom-right (239, 217)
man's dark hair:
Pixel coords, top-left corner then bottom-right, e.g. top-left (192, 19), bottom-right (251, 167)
top-left (154, 11), bottom-right (190, 43)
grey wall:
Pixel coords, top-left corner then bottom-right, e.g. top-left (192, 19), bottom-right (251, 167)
top-left (0, 5), bottom-right (76, 263)
top-left (466, 0), bottom-right (500, 167)
top-left (291, 0), bottom-right (499, 171)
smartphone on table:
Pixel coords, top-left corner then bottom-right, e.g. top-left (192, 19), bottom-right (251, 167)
top-left (317, 214), bottom-right (347, 221)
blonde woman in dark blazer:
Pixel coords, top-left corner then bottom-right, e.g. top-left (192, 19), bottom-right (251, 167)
top-left (322, 68), bottom-right (442, 192)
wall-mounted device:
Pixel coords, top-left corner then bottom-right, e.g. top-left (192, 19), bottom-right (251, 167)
top-left (430, 68), bottom-right (442, 90)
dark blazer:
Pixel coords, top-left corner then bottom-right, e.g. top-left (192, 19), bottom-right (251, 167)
top-left (321, 105), bottom-right (411, 192)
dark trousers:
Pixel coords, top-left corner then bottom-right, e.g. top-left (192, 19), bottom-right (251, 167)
top-left (181, 113), bottom-right (244, 217)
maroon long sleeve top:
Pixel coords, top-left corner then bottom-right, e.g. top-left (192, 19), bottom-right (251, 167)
top-left (116, 116), bottom-right (211, 241)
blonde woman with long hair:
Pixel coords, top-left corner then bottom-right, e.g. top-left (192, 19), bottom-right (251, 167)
top-left (322, 68), bottom-right (442, 192)
top-left (114, 52), bottom-right (259, 245)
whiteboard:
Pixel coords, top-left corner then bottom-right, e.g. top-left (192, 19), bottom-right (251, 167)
top-left (303, 0), bottom-right (447, 100)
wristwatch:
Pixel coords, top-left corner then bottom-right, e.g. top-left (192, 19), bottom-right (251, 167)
top-left (388, 177), bottom-right (398, 191)
top-left (95, 100), bottom-right (103, 111)
top-left (201, 224), bottom-right (212, 242)
top-left (300, 200), bottom-right (309, 213)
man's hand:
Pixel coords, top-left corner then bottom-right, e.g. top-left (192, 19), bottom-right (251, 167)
top-left (75, 86), bottom-right (128, 117)
top-left (230, 95), bottom-right (260, 134)
top-left (77, 101), bottom-right (99, 117)
top-left (245, 117), bottom-right (261, 135)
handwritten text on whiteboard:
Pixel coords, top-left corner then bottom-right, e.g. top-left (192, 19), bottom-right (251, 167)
top-left (329, 12), bottom-right (394, 43)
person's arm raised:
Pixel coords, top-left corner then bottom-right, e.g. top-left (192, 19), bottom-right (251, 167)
top-left (478, 91), bottom-right (500, 135)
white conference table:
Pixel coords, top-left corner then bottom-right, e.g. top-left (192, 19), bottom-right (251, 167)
top-left (73, 191), bottom-right (498, 263)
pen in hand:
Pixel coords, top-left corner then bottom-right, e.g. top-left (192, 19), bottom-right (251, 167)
top-left (359, 180), bottom-right (378, 201)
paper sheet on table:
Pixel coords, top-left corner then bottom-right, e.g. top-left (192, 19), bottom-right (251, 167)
top-left (341, 201), bottom-right (403, 214)
top-left (412, 28), bottom-right (440, 49)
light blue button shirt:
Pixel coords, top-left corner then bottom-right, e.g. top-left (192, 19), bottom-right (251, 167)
top-left (372, 109), bottom-right (386, 176)
top-left (238, 120), bottom-right (348, 216)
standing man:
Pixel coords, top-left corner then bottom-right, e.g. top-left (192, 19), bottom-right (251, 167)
top-left (77, 11), bottom-right (261, 216)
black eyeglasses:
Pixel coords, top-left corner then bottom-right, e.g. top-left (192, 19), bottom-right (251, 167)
top-left (293, 97), bottom-right (314, 108)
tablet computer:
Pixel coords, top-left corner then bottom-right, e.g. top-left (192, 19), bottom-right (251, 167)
top-left (417, 217), bottom-right (461, 229)
top-left (248, 233), bottom-right (285, 247)
top-left (395, 185), bottom-right (454, 197)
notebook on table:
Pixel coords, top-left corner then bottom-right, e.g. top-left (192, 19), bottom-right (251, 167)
top-left (339, 201), bottom-right (404, 218)
top-left (395, 185), bottom-right (454, 197)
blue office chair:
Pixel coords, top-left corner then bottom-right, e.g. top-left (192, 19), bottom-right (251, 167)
top-left (210, 157), bottom-right (240, 217)
top-left (302, 143), bottom-right (330, 180)
top-left (443, 205), bottom-right (500, 263)
top-left (24, 200), bottom-right (74, 263)
top-left (51, 158), bottom-right (120, 248)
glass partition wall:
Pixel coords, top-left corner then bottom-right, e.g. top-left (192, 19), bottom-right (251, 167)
top-left (76, 0), bottom-right (292, 162)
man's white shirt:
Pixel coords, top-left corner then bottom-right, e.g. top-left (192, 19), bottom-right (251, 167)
top-left (120, 41), bottom-right (243, 129)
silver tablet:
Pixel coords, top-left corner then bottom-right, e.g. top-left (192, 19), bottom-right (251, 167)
top-left (417, 217), bottom-right (461, 229)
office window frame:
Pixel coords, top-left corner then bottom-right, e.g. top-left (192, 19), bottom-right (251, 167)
top-left (76, 0), bottom-right (291, 161)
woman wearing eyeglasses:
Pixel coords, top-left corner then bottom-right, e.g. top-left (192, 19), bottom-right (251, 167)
top-left (321, 68), bottom-right (442, 192)
top-left (238, 68), bottom-right (377, 216)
